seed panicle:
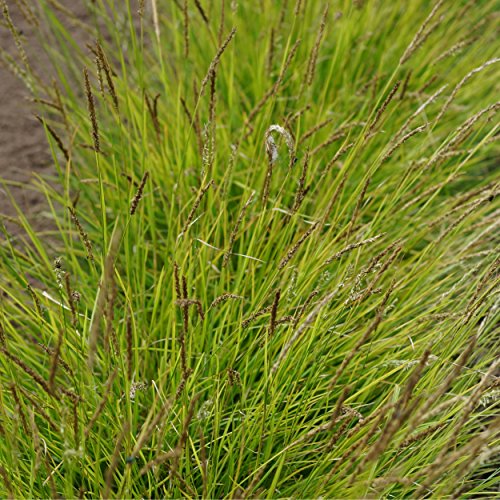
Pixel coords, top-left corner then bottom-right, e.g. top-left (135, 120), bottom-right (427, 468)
top-left (130, 171), bottom-right (149, 215)
top-left (200, 28), bottom-right (236, 97)
top-left (279, 221), bottom-right (319, 270)
top-left (399, 0), bottom-right (444, 65)
top-left (35, 115), bottom-right (69, 162)
top-left (95, 41), bottom-right (118, 111)
top-left (224, 192), bottom-right (254, 266)
top-left (366, 81), bottom-right (401, 138)
top-left (68, 206), bottom-right (94, 260)
top-left (180, 180), bottom-right (213, 237)
top-left (83, 67), bottom-right (101, 153)
top-left (304, 4), bottom-right (329, 87)
top-left (210, 293), bottom-right (244, 309)
top-left (325, 234), bottom-right (384, 264)
top-left (435, 58), bottom-right (499, 124)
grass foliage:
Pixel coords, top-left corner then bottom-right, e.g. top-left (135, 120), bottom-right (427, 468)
top-left (1, 0), bottom-right (499, 497)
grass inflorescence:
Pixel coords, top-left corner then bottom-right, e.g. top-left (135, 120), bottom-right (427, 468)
top-left (0, 0), bottom-right (499, 498)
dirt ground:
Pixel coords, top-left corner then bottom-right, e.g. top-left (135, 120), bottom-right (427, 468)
top-left (1, 3), bottom-right (50, 234)
top-left (0, 2), bottom-right (89, 236)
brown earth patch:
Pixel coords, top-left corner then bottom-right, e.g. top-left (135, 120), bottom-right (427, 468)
top-left (0, 2), bottom-right (89, 236)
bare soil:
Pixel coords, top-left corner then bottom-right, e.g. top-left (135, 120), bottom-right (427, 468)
top-left (1, 5), bottom-right (49, 234)
top-left (0, 2), bottom-right (89, 235)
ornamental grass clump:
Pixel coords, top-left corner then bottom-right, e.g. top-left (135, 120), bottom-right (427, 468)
top-left (0, 0), bottom-right (499, 498)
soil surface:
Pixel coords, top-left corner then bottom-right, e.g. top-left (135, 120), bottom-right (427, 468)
top-left (0, 2), bottom-right (89, 236)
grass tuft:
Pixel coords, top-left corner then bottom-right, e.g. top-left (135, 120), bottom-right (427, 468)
top-left (0, 0), bottom-right (499, 497)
